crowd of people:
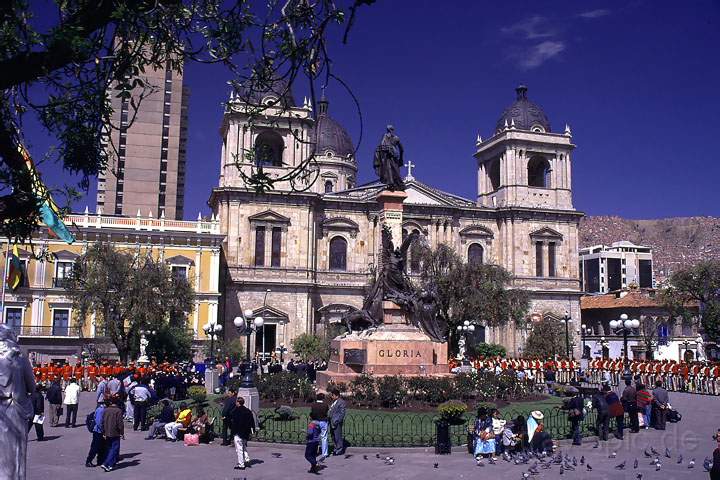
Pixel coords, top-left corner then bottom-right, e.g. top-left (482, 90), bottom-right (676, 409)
top-left (449, 355), bottom-right (720, 395)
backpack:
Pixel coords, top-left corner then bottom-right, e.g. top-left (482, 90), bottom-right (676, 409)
top-left (667, 409), bottom-right (682, 423)
top-left (86, 412), bottom-right (96, 433)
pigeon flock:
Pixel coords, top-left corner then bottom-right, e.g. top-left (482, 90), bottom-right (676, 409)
top-left (357, 444), bottom-right (715, 478)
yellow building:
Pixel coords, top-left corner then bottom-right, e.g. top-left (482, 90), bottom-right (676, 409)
top-left (0, 210), bottom-right (223, 363)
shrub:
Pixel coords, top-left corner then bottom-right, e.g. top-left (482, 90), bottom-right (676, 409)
top-left (470, 342), bottom-right (507, 358)
top-left (256, 372), bottom-right (313, 403)
top-left (290, 333), bottom-right (329, 363)
top-left (474, 401), bottom-right (497, 413)
top-left (327, 380), bottom-right (348, 394)
top-left (274, 405), bottom-right (298, 421)
top-left (349, 374), bottom-right (377, 406)
top-left (377, 376), bottom-right (407, 408)
top-left (454, 373), bottom-right (477, 400)
top-left (188, 385), bottom-right (207, 405)
top-left (438, 400), bottom-right (468, 423)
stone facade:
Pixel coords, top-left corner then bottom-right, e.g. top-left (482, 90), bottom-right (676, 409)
top-left (210, 86), bottom-right (584, 358)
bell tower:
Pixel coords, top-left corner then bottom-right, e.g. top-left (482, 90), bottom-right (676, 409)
top-left (475, 86), bottom-right (575, 211)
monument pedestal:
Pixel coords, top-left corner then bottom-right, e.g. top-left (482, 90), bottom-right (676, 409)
top-left (204, 369), bottom-right (219, 395)
top-left (238, 387), bottom-right (261, 428)
top-left (317, 302), bottom-right (449, 390)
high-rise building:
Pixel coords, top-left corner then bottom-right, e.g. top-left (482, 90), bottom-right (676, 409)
top-left (579, 241), bottom-right (654, 293)
top-left (97, 61), bottom-right (189, 219)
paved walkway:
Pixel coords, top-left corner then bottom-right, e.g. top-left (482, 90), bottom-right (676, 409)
top-left (27, 391), bottom-right (720, 480)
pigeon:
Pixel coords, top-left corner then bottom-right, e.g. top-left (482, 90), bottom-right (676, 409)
top-left (593, 441), bottom-right (600, 448)
top-left (651, 447), bottom-right (660, 456)
top-left (433, 463), bottom-right (439, 469)
top-left (528, 463), bottom-right (539, 475)
top-left (563, 462), bottom-right (575, 471)
top-left (637, 475), bottom-right (643, 480)
top-left (688, 458), bottom-right (695, 468)
top-left (665, 448), bottom-right (672, 459)
top-left (503, 453), bottom-right (512, 462)
top-left (580, 456), bottom-right (585, 465)
top-left (634, 458), bottom-right (639, 469)
top-left (376, 454), bottom-right (381, 459)
top-left (677, 455), bottom-right (683, 464)
top-left (651, 457), bottom-right (660, 465)
top-left (344, 454), bottom-right (352, 459)
top-left (615, 460), bottom-right (626, 470)
top-left (644, 448), bottom-right (652, 458)
top-left (656, 463), bottom-right (662, 471)
top-left (559, 465), bottom-right (564, 475)
top-left (363, 455), bottom-right (368, 460)
top-left (553, 454), bottom-right (563, 464)
top-left (489, 457), bottom-right (496, 465)
top-left (572, 457), bottom-right (577, 466)
top-left (587, 464), bottom-right (593, 471)
top-left (522, 472), bottom-right (530, 479)
top-left (271, 452), bottom-right (282, 458)
top-left (476, 459), bottom-right (484, 467)
top-left (703, 458), bottom-right (712, 471)
top-left (384, 456), bottom-right (395, 466)
top-left (609, 451), bottom-right (617, 459)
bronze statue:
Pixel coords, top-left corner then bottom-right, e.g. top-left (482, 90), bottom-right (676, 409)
top-left (373, 125), bottom-right (406, 191)
top-left (344, 225), bottom-right (446, 342)
top-left (0, 324), bottom-right (35, 480)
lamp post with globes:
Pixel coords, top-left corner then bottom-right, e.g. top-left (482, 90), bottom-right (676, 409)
top-left (609, 313), bottom-right (640, 375)
top-left (455, 320), bottom-right (476, 360)
top-left (561, 312), bottom-right (573, 359)
top-left (203, 321), bottom-right (223, 365)
top-left (233, 310), bottom-right (264, 389)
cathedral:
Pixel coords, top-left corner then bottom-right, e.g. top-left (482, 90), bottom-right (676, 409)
top-left (209, 85), bottom-right (583, 357)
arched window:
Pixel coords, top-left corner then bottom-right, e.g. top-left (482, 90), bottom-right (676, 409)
top-left (468, 243), bottom-right (484, 265)
top-left (528, 156), bottom-right (551, 188)
top-left (254, 131), bottom-right (284, 167)
top-left (324, 180), bottom-right (334, 193)
top-left (329, 236), bottom-right (347, 271)
top-left (489, 159), bottom-right (501, 191)
top-left (409, 229), bottom-right (420, 273)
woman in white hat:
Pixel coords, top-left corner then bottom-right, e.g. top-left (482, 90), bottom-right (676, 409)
top-left (528, 411), bottom-right (553, 454)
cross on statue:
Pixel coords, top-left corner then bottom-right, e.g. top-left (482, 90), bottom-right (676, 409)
top-left (404, 160), bottom-right (415, 180)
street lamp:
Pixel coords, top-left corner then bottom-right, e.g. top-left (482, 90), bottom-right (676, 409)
top-left (455, 320), bottom-right (476, 360)
top-left (275, 342), bottom-right (288, 363)
top-left (202, 321), bottom-right (223, 365)
top-left (561, 312), bottom-right (573, 359)
top-left (233, 310), bottom-right (264, 388)
top-left (609, 313), bottom-right (640, 373)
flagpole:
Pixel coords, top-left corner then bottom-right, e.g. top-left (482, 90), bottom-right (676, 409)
top-left (1, 241), bottom-right (8, 325)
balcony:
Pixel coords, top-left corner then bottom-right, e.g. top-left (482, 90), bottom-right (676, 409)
top-left (14, 326), bottom-right (82, 337)
top-left (53, 278), bottom-right (72, 288)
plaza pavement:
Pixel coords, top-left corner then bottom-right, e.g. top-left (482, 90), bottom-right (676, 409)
top-left (27, 391), bottom-right (720, 480)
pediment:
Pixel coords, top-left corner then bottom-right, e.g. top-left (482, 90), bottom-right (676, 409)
top-left (320, 217), bottom-right (359, 238)
top-left (248, 305), bottom-right (289, 321)
top-left (165, 254), bottom-right (195, 266)
top-left (530, 227), bottom-right (563, 240)
top-left (53, 249), bottom-right (79, 261)
top-left (248, 210), bottom-right (291, 224)
top-left (458, 225), bottom-right (494, 238)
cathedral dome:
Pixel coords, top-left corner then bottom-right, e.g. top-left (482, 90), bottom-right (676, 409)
top-left (495, 85), bottom-right (551, 134)
top-left (239, 77), bottom-right (296, 108)
top-left (313, 97), bottom-right (354, 157)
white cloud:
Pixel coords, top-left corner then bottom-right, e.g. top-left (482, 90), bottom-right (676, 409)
top-left (501, 15), bottom-right (556, 40)
top-left (517, 41), bottom-right (566, 69)
top-left (578, 9), bottom-right (611, 19)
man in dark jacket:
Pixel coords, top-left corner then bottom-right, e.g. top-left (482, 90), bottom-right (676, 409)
top-left (652, 380), bottom-right (670, 430)
top-left (621, 379), bottom-right (639, 433)
top-left (101, 397), bottom-right (125, 472)
top-left (230, 397), bottom-right (255, 470)
top-left (46, 379), bottom-right (62, 427)
top-left (310, 393), bottom-right (329, 460)
top-left (565, 391), bottom-right (584, 445)
top-left (328, 388), bottom-right (347, 455)
top-left (592, 388), bottom-right (610, 441)
top-left (145, 399), bottom-right (175, 439)
top-left (221, 388), bottom-right (238, 446)
top-left (28, 384), bottom-right (45, 441)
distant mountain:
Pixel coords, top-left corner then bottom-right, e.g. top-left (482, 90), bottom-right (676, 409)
top-left (579, 216), bottom-right (720, 280)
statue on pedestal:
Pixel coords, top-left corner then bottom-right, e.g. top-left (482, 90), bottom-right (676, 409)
top-left (0, 324), bottom-right (35, 480)
top-left (373, 125), bottom-right (406, 191)
top-left (344, 225), bottom-right (447, 342)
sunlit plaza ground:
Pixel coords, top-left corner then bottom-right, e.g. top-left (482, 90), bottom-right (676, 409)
top-left (27, 391), bottom-right (719, 480)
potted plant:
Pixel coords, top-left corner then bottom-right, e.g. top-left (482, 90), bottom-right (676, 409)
top-left (437, 400), bottom-right (468, 425)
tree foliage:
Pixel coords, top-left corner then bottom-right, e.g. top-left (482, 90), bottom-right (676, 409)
top-left (523, 317), bottom-right (566, 359)
top-left (146, 323), bottom-right (195, 363)
top-left (66, 242), bottom-right (195, 362)
top-left (469, 342), bottom-right (507, 359)
top-left (290, 333), bottom-right (329, 363)
top-left (205, 336), bottom-right (246, 364)
top-left (415, 243), bottom-right (530, 330)
top-left (0, 0), bottom-right (373, 242)
top-left (660, 260), bottom-right (720, 343)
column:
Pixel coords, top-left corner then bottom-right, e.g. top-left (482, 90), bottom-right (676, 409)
top-left (193, 300), bottom-right (200, 337)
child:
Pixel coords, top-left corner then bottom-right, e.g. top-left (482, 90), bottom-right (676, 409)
top-left (306, 420), bottom-right (322, 474)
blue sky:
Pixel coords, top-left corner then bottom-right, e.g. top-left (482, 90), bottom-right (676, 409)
top-left (29, 0), bottom-right (720, 219)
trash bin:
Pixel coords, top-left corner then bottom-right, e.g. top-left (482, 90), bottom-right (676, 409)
top-left (435, 420), bottom-right (451, 454)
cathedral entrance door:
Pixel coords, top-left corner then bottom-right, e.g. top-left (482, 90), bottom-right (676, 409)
top-left (255, 323), bottom-right (277, 359)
